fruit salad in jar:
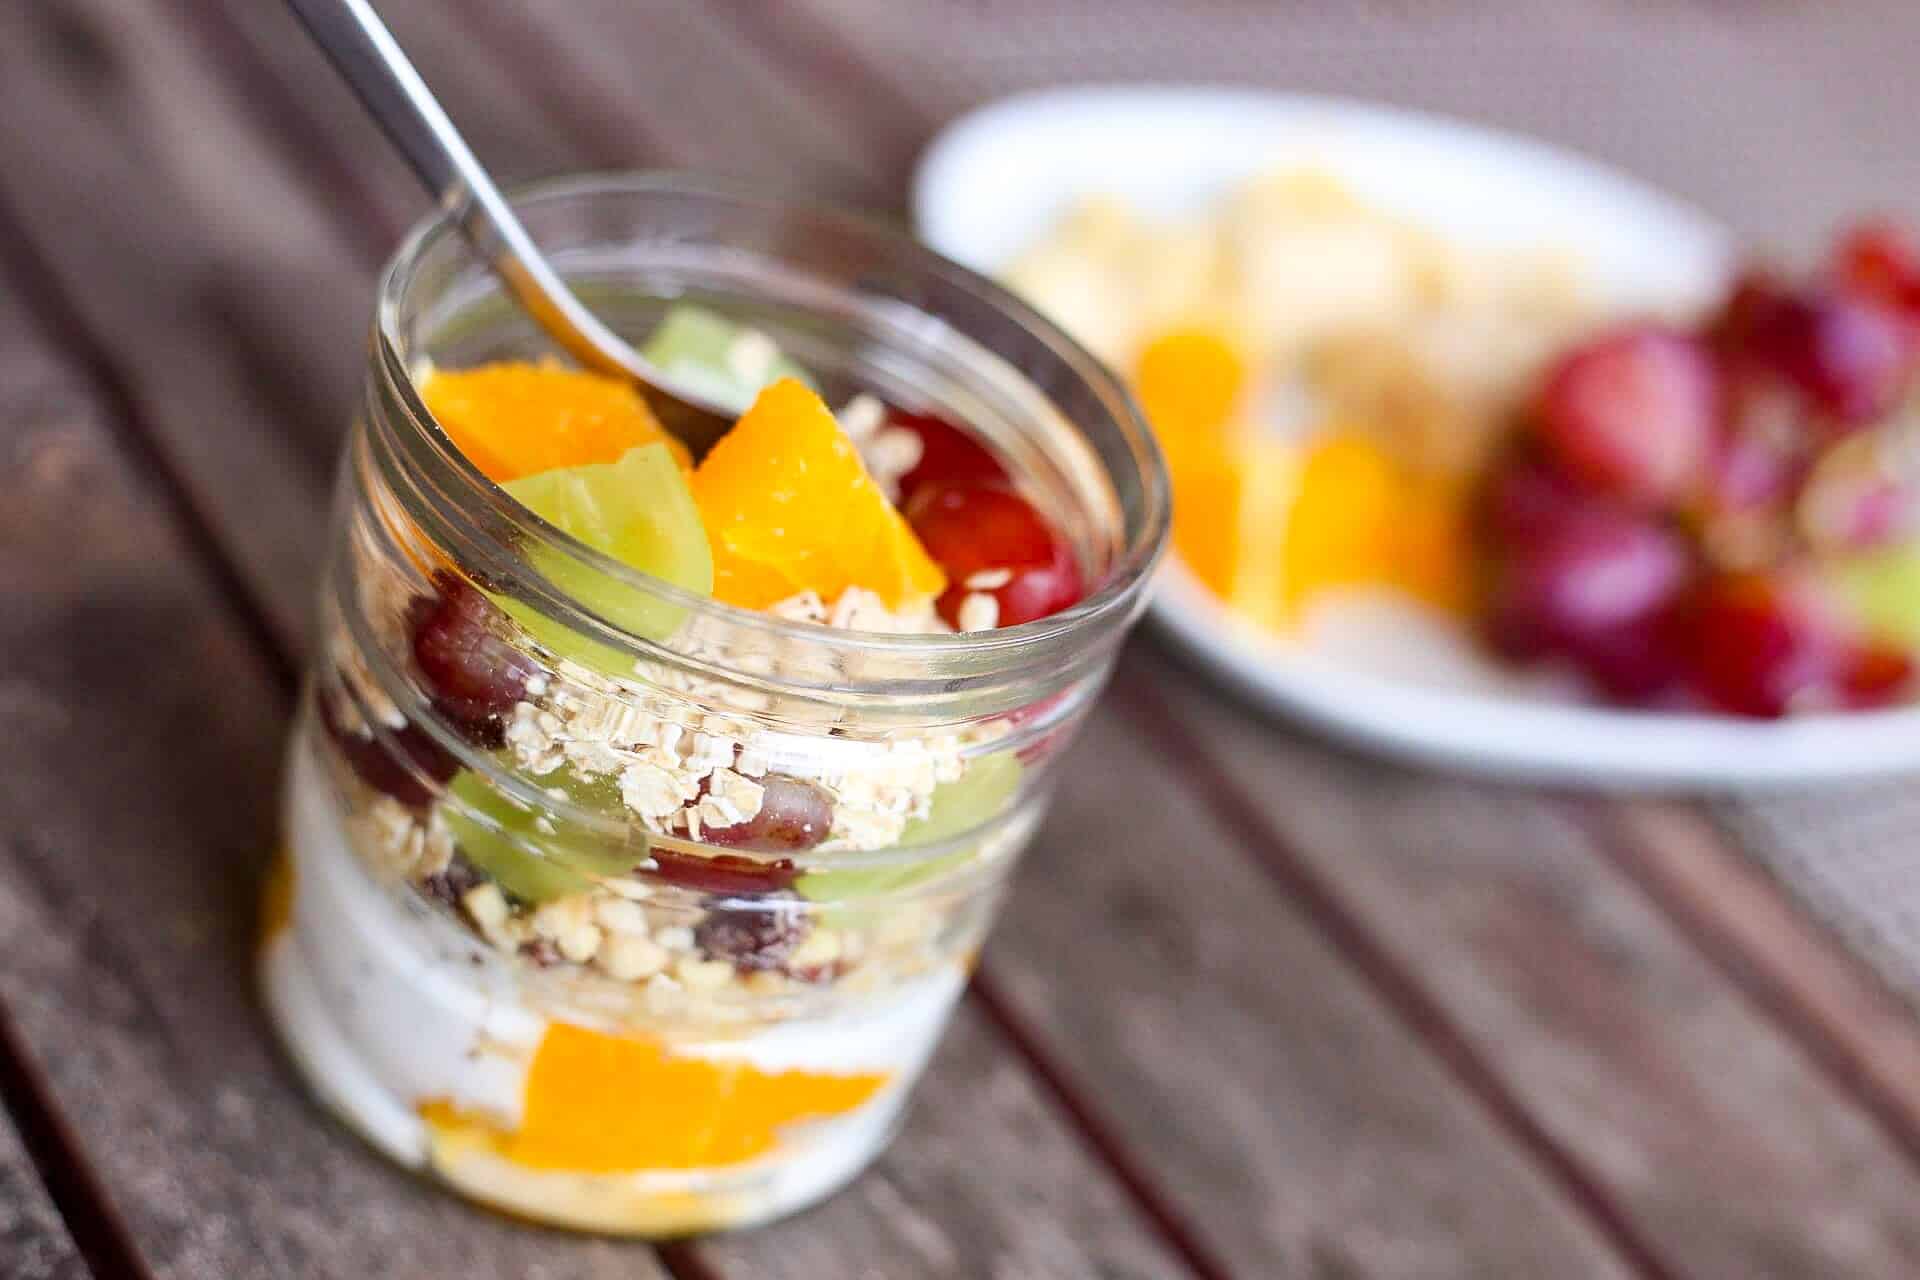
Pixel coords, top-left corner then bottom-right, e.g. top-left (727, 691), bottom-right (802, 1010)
top-left (263, 191), bottom-right (1164, 1243)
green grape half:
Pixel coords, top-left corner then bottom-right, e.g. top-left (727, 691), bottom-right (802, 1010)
top-left (501, 442), bottom-right (713, 671)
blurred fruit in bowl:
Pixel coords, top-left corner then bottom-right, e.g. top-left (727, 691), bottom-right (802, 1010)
top-left (1484, 505), bottom-right (1695, 700)
top-left (1474, 218), bottom-right (1920, 717)
top-left (1688, 571), bottom-right (1912, 717)
top-left (1530, 326), bottom-right (1716, 505)
top-left (1005, 165), bottom-right (1920, 721)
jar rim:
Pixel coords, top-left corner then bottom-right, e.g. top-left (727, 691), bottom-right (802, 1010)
top-left (372, 171), bottom-right (1169, 668)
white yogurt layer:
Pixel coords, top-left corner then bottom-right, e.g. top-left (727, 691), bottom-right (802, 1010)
top-left (263, 733), bottom-right (964, 1201)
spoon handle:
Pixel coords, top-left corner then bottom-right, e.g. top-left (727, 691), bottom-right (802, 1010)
top-left (282, 0), bottom-right (644, 384)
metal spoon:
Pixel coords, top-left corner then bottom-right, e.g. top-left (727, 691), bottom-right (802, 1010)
top-left (284, 0), bottom-right (737, 457)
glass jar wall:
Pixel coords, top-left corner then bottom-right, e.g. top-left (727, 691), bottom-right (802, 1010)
top-left (261, 175), bottom-right (1167, 1236)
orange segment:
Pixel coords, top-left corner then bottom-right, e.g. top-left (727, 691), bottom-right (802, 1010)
top-left (692, 378), bottom-right (946, 609)
top-left (421, 361), bottom-right (691, 483)
top-left (1131, 327), bottom-right (1471, 629)
top-left (1133, 328), bottom-right (1265, 605)
top-left (1276, 433), bottom-right (1472, 622)
top-left (421, 1022), bottom-right (888, 1173)
top-left (1134, 328), bottom-right (1248, 441)
top-left (1386, 469), bottom-right (1471, 615)
top-left (1279, 432), bottom-right (1398, 615)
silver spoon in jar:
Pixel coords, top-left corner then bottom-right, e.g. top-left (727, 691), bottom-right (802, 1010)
top-left (284, 0), bottom-right (738, 458)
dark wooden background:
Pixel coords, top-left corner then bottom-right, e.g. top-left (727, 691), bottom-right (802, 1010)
top-left (7, 3), bottom-right (1920, 1277)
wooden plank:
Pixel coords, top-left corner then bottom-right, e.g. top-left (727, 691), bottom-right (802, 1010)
top-left (0, 249), bottom-right (673, 1280)
top-left (0, 0), bottom-right (377, 655)
top-left (0, 2), bottom-right (1675, 1275)
top-left (1623, 797), bottom-right (1920, 1156)
top-left (972, 691), bottom-right (1637, 1278)
top-left (1146, 648), bottom-right (1920, 1277)
top-left (1714, 788), bottom-right (1920, 1018)
top-left (0, 1095), bottom-right (87, 1280)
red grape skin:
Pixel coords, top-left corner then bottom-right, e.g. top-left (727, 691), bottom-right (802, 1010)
top-left (1708, 269), bottom-right (1790, 356)
top-left (649, 848), bottom-right (799, 895)
top-left (1744, 290), bottom-right (1912, 429)
top-left (890, 410), bottom-right (1009, 503)
top-left (410, 572), bottom-right (537, 743)
top-left (906, 483), bottom-right (1085, 627)
top-left (1687, 572), bottom-right (1912, 717)
top-left (1830, 219), bottom-right (1920, 313)
top-left (694, 894), bottom-right (808, 972)
top-left (700, 773), bottom-right (833, 852)
top-left (1532, 326), bottom-right (1718, 505)
top-left (1478, 449), bottom-right (1606, 545)
top-left (317, 690), bottom-right (456, 807)
top-left (1484, 510), bottom-right (1695, 700)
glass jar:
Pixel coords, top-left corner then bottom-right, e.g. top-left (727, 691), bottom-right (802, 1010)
top-left (261, 174), bottom-right (1168, 1236)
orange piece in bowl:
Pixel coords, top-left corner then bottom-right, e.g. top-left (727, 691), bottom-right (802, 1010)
top-left (1134, 328), bottom-right (1249, 440)
top-left (692, 378), bottom-right (946, 609)
top-left (1133, 328), bottom-right (1269, 606)
top-left (421, 361), bottom-right (691, 483)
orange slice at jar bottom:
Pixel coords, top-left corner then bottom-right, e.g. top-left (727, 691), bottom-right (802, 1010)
top-left (421, 361), bottom-right (691, 483)
top-left (420, 1022), bottom-right (888, 1174)
top-left (692, 378), bottom-right (945, 609)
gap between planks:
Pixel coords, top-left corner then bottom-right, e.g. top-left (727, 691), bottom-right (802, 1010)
top-left (143, 4), bottom-right (1250, 1276)
top-left (0, 189), bottom-right (246, 1280)
top-left (1572, 797), bottom-right (1920, 1177)
top-left (0, 998), bottom-right (151, 1280)
top-left (1108, 669), bottom-right (1681, 1280)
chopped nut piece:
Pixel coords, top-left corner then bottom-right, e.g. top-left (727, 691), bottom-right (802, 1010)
top-left (556, 924), bottom-right (603, 965)
top-left (654, 924), bottom-right (696, 953)
top-left (957, 592), bottom-right (1000, 632)
top-left (530, 897), bottom-right (603, 965)
top-left (964, 567), bottom-right (1015, 591)
top-left (837, 393), bottom-right (886, 442)
top-left (598, 934), bottom-right (669, 981)
top-left (461, 883), bottom-right (511, 944)
top-left (592, 897), bottom-right (650, 936)
top-left (787, 926), bottom-right (843, 971)
top-left (673, 955), bottom-right (737, 991)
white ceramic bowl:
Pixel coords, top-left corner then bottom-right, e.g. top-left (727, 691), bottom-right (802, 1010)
top-left (913, 85), bottom-right (1920, 788)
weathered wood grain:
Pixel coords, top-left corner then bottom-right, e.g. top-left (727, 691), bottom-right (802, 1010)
top-left (979, 692), bottom-right (1637, 1278)
top-left (1146, 650), bottom-right (1920, 1278)
top-left (0, 0), bottom-right (376, 655)
top-left (0, 1099), bottom-right (86, 1280)
top-left (694, 1008), bottom-right (1188, 1280)
top-left (1608, 800), bottom-right (1920, 1165)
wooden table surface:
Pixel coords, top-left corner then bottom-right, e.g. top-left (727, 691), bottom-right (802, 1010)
top-left (7, 3), bottom-right (1920, 1277)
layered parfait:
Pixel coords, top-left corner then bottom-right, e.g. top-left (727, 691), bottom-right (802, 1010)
top-left (264, 286), bottom-right (1135, 1235)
